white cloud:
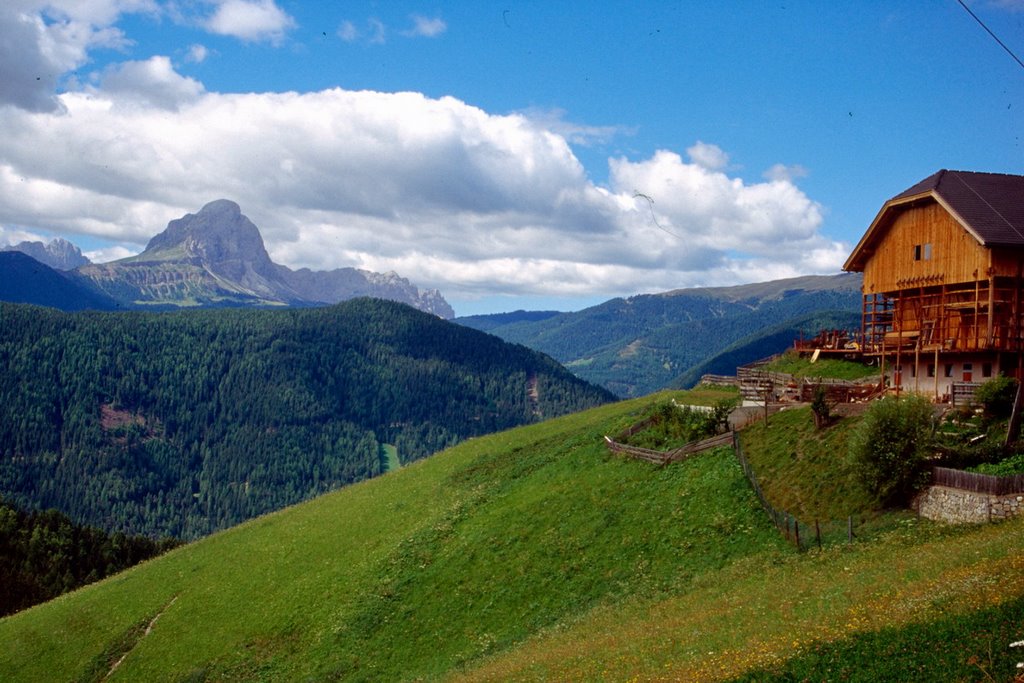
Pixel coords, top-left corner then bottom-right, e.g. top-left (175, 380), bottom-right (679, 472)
top-left (0, 225), bottom-right (49, 246)
top-left (0, 81), bottom-right (847, 301)
top-left (203, 0), bottom-right (296, 44)
top-left (84, 244), bottom-right (139, 262)
top-left (0, 1), bottom-right (156, 112)
top-left (367, 17), bottom-right (386, 44)
top-left (517, 107), bottom-right (632, 147)
top-left (686, 141), bottom-right (730, 171)
top-left (185, 43), bottom-right (209, 63)
top-left (609, 149), bottom-right (838, 263)
top-left (94, 55), bottom-right (205, 109)
top-left (763, 163), bottom-right (808, 183)
top-left (402, 15), bottom-right (446, 38)
top-left (0, 5), bottom-right (847, 301)
top-left (337, 20), bottom-right (358, 42)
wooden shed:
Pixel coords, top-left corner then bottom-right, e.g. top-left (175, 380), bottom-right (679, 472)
top-left (844, 170), bottom-right (1024, 400)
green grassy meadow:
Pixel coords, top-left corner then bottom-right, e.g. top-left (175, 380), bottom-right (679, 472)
top-left (763, 351), bottom-right (880, 382)
top-left (1, 392), bottom-right (1023, 681)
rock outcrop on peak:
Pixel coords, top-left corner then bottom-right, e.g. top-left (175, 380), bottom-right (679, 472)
top-left (72, 200), bottom-right (454, 317)
top-left (2, 237), bottom-right (91, 271)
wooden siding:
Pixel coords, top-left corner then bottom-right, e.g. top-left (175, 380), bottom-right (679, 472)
top-left (862, 202), bottom-right (990, 294)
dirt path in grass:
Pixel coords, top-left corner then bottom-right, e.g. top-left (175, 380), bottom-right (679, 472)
top-left (102, 595), bottom-right (178, 681)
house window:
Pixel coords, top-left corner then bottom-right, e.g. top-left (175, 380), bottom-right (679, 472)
top-left (913, 243), bottom-right (932, 261)
top-left (927, 364), bottom-right (935, 377)
top-left (964, 362), bottom-right (973, 383)
top-left (910, 364), bottom-right (917, 378)
top-left (913, 244), bottom-right (922, 261)
top-left (944, 364), bottom-right (954, 378)
top-left (982, 362), bottom-right (992, 378)
top-left (924, 243), bottom-right (932, 260)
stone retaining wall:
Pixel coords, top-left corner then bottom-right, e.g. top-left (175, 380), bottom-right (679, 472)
top-left (915, 485), bottom-right (1024, 524)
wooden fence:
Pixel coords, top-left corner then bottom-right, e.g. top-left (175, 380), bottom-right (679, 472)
top-left (932, 466), bottom-right (1024, 496)
top-left (603, 432), bottom-right (734, 466)
top-left (733, 432), bottom-right (856, 549)
top-left (698, 374), bottom-right (737, 387)
top-left (735, 362), bottom-right (879, 404)
top-left (607, 426), bottom-right (859, 549)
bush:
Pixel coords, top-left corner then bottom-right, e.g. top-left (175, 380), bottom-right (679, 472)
top-left (849, 395), bottom-right (935, 506)
top-left (974, 375), bottom-right (1018, 422)
top-left (624, 399), bottom-right (734, 450)
top-left (810, 385), bottom-right (831, 430)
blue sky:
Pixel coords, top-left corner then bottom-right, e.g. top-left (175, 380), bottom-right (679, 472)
top-left (0, 1), bottom-right (1021, 315)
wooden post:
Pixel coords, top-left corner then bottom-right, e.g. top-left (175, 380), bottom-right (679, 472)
top-left (895, 291), bottom-right (903, 398)
top-left (847, 516), bottom-right (854, 542)
top-left (815, 520), bottom-right (822, 549)
top-left (914, 337), bottom-right (921, 393)
top-left (794, 517), bottom-right (801, 549)
top-left (1006, 379), bottom-right (1023, 447)
top-left (987, 270), bottom-right (996, 348)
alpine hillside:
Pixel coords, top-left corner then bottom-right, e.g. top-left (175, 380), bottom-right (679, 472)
top-left (2, 393), bottom-right (1021, 682)
top-left (0, 252), bottom-right (119, 311)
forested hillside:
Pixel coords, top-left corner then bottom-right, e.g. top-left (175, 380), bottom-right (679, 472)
top-left (0, 299), bottom-right (612, 539)
top-left (0, 497), bottom-right (177, 617)
top-left (457, 274), bottom-right (862, 397)
top-left (0, 252), bottom-right (119, 312)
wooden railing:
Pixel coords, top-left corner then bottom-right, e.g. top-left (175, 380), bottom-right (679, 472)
top-left (604, 432), bottom-right (734, 466)
top-left (951, 382), bottom-right (982, 407)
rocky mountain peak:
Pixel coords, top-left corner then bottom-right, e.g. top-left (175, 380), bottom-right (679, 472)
top-left (1, 237), bottom-right (91, 271)
top-left (77, 200), bottom-right (455, 316)
top-left (144, 199), bottom-right (273, 269)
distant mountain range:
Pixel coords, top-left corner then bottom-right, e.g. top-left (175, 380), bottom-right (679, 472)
top-left (0, 237), bottom-right (90, 271)
top-left (1, 200), bottom-right (453, 317)
top-left (456, 273), bottom-right (864, 397)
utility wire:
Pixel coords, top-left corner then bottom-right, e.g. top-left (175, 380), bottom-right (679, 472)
top-left (956, 0), bottom-right (1024, 72)
top-left (633, 191), bottom-right (684, 240)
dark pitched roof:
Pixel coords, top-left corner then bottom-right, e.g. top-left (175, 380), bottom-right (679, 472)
top-left (844, 169), bottom-right (1024, 272)
top-left (892, 169), bottom-right (1024, 246)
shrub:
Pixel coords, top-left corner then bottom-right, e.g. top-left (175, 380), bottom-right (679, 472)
top-left (849, 395), bottom-right (935, 506)
top-left (974, 375), bottom-right (1018, 422)
top-left (810, 385), bottom-right (831, 430)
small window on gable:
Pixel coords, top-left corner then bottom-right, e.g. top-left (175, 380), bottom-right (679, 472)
top-left (913, 244), bottom-right (922, 261)
top-left (923, 243), bottom-right (932, 260)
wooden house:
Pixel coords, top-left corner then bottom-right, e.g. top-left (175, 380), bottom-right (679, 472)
top-left (843, 170), bottom-right (1024, 400)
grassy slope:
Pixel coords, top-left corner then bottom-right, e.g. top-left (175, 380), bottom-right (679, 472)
top-left (2, 395), bottom-right (1023, 682)
top-left (763, 351), bottom-right (880, 382)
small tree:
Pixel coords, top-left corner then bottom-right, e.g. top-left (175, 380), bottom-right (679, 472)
top-left (849, 394), bottom-right (934, 506)
top-left (704, 397), bottom-right (738, 435)
top-left (810, 385), bottom-right (831, 430)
